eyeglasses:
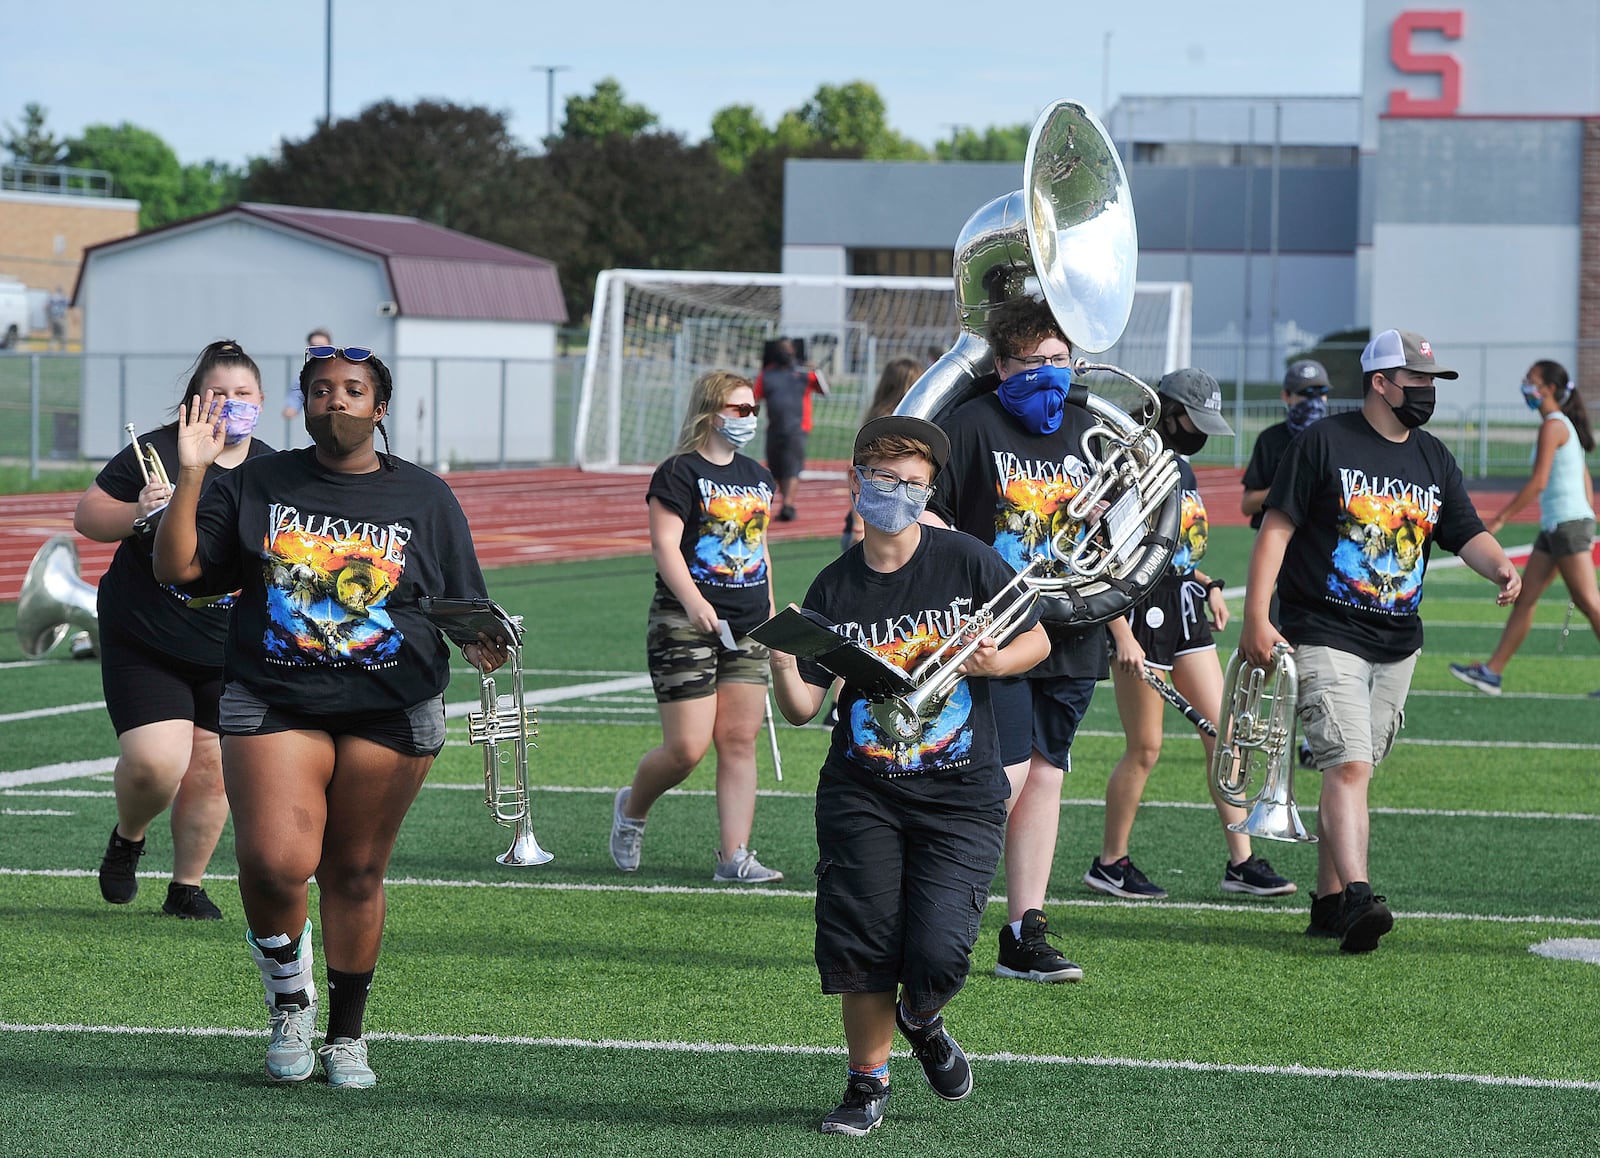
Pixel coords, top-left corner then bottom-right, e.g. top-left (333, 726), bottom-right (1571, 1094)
top-left (722, 403), bottom-right (760, 417)
top-left (855, 465), bottom-right (934, 504)
top-left (304, 345), bottom-right (374, 366)
top-left (1004, 353), bottom-right (1072, 370)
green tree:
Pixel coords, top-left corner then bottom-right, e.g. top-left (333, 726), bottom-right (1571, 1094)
top-left (561, 78), bottom-right (659, 142)
top-left (177, 159), bottom-right (244, 221)
top-left (936, 123), bottom-right (1031, 162)
top-left (63, 123), bottom-right (186, 229)
top-left (3, 102), bottom-right (66, 165)
top-left (787, 81), bottom-right (928, 160)
top-left (708, 104), bottom-right (773, 173)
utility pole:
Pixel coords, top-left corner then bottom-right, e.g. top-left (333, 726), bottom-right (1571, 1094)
top-left (531, 64), bottom-right (572, 142)
top-left (323, 0), bottom-right (333, 129)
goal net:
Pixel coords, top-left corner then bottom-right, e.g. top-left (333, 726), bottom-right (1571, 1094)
top-left (575, 270), bottom-right (1192, 471)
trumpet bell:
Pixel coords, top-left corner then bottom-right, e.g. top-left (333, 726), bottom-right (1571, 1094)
top-left (498, 824), bottom-right (554, 867)
top-left (17, 534), bottom-right (99, 658)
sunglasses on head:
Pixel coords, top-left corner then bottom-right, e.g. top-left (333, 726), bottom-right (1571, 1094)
top-left (722, 402), bottom-right (760, 417)
top-left (304, 345), bottom-right (374, 366)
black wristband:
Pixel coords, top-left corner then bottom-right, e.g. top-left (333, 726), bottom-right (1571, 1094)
top-left (1204, 578), bottom-right (1225, 593)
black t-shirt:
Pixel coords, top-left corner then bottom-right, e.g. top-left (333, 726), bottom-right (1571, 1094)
top-left (1241, 420), bottom-right (1295, 530)
top-left (1265, 410), bottom-right (1484, 663)
top-left (798, 525), bottom-right (1032, 810)
top-left (191, 449), bottom-right (488, 713)
top-left (928, 387), bottom-right (1107, 680)
top-left (1171, 457), bottom-right (1208, 579)
top-left (94, 425), bottom-right (275, 664)
top-left (646, 451), bottom-right (775, 637)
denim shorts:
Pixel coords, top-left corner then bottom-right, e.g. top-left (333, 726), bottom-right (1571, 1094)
top-left (1293, 644), bottom-right (1417, 770)
top-left (1533, 517), bottom-right (1595, 559)
top-left (813, 775), bottom-right (1004, 1009)
top-left (989, 674), bottom-right (1098, 770)
top-left (218, 682), bottom-right (447, 757)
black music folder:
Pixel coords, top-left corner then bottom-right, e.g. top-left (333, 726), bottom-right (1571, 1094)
top-left (749, 607), bottom-right (914, 701)
top-left (417, 596), bottom-right (523, 646)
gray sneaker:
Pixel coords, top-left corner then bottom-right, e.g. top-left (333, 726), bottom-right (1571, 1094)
top-left (265, 1002), bottom-right (318, 1082)
top-left (610, 786), bottom-right (646, 872)
top-left (713, 846), bottom-right (783, 884)
top-left (318, 1036), bottom-right (377, 1089)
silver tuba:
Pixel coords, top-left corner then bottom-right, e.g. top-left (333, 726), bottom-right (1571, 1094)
top-left (1210, 643), bottom-right (1317, 844)
top-left (895, 99), bottom-right (1180, 627)
top-left (17, 534), bottom-right (100, 659)
top-left (869, 558), bottom-right (1042, 741)
top-left (419, 596), bottom-right (551, 866)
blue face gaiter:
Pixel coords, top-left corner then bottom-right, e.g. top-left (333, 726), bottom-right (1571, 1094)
top-left (997, 364), bottom-right (1072, 435)
top-left (1286, 394), bottom-right (1327, 436)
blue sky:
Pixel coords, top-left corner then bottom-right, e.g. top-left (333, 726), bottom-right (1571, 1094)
top-left (5, 1), bottom-right (1364, 166)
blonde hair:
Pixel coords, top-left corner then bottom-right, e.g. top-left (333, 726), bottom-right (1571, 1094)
top-left (673, 370), bottom-right (754, 457)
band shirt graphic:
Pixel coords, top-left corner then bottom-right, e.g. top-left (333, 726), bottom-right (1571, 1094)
top-left (261, 502), bottom-right (408, 666)
top-left (690, 477), bottom-right (771, 588)
top-left (1170, 458), bottom-right (1208, 577)
top-left (1326, 469), bottom-right (1438, 615)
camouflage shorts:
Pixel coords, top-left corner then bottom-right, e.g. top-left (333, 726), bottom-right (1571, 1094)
top-left (646, 595), bottom-right (771, 703)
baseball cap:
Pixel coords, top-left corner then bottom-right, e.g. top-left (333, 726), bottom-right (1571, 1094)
top-left (1360, 329), bottom-right (1459, 380)
top-left (1156, 367), bottom-right (1233, 436)
top-left (853, 414), bottom-right (950, 470)
top-left (1284, 359), bottom-right (1331, 394)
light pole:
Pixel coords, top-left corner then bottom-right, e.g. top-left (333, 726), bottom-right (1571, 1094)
top-left (323, 0), bottom-right (333, 129)
top-left (531, 64), bottom-right (572, 141)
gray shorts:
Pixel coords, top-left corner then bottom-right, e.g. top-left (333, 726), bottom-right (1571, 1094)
top-left (218, 682), bottom-right (447, 757)
top-left (1292, 644), bottom-right (1417, 770)
top-left (1533, 518), bottom-right (1595, 559)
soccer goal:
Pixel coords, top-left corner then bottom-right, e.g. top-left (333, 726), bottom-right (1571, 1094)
top-left (575, 270), bottom-right (1192, 471)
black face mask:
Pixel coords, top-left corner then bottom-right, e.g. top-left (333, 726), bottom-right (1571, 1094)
top-left (1162, 418), bottom-right (1208, 456)
top-left (1386, 380), bottom-right (1436, 429)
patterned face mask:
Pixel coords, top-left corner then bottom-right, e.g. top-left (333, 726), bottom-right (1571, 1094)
top-left (852, 468), bottom-right (929, 533)
top-left (219, 399), bottom-right (261, 444)
top-left (1286, 394), bottom-right (1327, 435)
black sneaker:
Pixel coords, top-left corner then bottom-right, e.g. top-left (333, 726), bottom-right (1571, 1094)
top-left (1305, 891), bottom-right (1342, 938)
top-left (98, 826), bottom-right (145, 904)
top-left (1084, 855), bottom-right (1168, 899)
top-left (995, 909), bottom-right (1083, 982)
top-left (1298, 739), bottom-right (1315, 769)
top-left (819, 1074), bottom-right (890, 1136)
top-left (162, 882), bottom-right (223, 920)
top-left (777, 505), bottom-right (798, 523)
top-left (894, 1007), bottom-right (972, 1100)
top-left (1220, 855), bottom-right (1298, 897)
top-left (1336, 883), bottom-right (1394, 954)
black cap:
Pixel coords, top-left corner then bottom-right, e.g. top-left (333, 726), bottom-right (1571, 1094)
top-left (1284, 359), bottom-right (1331, 394)
top-left (1156, 368), bottom-right (1233, 436)
top-left (853, 415), bottom-right (950, 470)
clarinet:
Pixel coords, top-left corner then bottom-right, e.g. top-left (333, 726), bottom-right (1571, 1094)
top-left (1109, 640), bottom-right (1217, 736)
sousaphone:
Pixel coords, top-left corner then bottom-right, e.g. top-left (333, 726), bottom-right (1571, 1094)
top-left (895, 99), bottom-right (1180, 627)
top-left (17, 534), bottom-right (100, 658)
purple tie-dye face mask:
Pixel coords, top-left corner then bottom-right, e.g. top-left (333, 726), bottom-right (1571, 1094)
top-left (219, 399), bottom-right (261, 444)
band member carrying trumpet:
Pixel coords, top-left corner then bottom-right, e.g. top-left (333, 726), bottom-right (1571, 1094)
top-left (767, 415), bottom-right (1049, 1136)
top-left (1103, 368), bottom-right (1296, 900)
top-left (1239, 330), bottom-right (1520, 953)
top-left (74, 339), bottom-right (273, 920)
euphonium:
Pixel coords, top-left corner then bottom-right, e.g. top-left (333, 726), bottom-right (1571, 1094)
top-left (893, 99), bottom-right (1180, 628)
top-left (869, 558), bottom-right (1042, 741)
top-left (1210, 643), bottom-right (1317, 844)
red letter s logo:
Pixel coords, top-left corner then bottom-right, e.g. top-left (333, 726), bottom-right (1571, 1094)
top-left (1388, 9), bottom-right (1464, 117)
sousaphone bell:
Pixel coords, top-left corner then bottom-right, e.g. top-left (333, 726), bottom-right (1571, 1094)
top-left (16, 534), bottom-right (100, 659)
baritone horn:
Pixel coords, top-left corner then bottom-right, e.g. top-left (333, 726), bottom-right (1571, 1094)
top-left (17, 534), bottom-right (100, 659)
top-left (1210, 643), bottom-right (1317, 843)
top-left (869, 558), bottom-right (1042, 741)
top-left (418, 596), bottom-right (551, 866)
top-left (894, 98), bottom-right (1180, 627)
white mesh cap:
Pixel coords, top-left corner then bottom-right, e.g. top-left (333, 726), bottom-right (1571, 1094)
top-left (1360, 329), bottom-right (1458, 379)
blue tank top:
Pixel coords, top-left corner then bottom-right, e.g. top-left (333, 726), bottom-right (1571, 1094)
top-left (1539, 411), bottom-right (1593, 530)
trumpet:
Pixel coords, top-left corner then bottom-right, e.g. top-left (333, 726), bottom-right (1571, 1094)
top-left (869, 558), bottom-right (1042, 741)
top-left (125, 424), bottom-right (170, 489)
top-left (1210, 643), bottom-right (1317, 843)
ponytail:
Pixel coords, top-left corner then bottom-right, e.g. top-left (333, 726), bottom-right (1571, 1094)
top-left (1534, 360), bottom-right (1594, 453)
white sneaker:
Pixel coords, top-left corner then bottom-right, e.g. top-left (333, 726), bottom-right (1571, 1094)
top-left (610, 786), bottom-right (645, 872)
top-left (265, 1002), bottom-right (318, 1082)
top-left (713, 846), bottom-right (784, 884)
top-left (318, 1036), bottom-right (377, 1089)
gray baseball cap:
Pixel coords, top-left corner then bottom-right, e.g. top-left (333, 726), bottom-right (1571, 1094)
top-left (1157, 367), bottom-right (1233, 436)
top-left (1284, 359), bottom-right (1331, 393)
top-left (1360, 329), bottom-right (1459, 380)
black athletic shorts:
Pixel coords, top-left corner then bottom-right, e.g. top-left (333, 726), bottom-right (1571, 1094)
top-left (1128, 576), bottom-right (1216, 671)
top-left (766, 429), bottom-right (808, 483)
top-left (217, 682), bottom-right (447, 758)
top-left (813, 774), bottom-right (1004, 1010)
top-left (98, 623), bottom-right (223, 736)
top-left (990, 673), bottom-right (1097, 770)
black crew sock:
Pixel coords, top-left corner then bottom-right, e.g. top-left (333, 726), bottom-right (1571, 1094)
top-left (326, 967), bottom-right (374, 1042)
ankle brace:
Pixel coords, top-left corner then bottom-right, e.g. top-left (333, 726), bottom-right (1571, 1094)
top-left (248, 920), bottom-right (316, 1009)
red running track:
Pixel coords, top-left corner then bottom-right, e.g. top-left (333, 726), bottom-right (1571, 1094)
top-left (0, 463), bottom-right (1577, 603)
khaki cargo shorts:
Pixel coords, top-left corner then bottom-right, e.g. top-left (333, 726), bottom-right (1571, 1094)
top-left (1293, 643), bottom-right (1418, 770)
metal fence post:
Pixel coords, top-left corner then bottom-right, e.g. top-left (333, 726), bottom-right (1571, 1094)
top-left (498, 358), bottom-right (508, 469)
top-left (1477, 344), bottom-right (1490, 478)
top-left (431, 358), bottom-right (440, 470)
top-left (29, 354), bottom-right (41, 480)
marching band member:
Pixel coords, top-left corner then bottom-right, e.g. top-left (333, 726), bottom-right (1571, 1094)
top-left (154, 345), bottom-right (504, 1088)
top-left (924, 296), bottom-right (1108, 983)
top-left (609, 371), bottom-right (782, 883)
top-left (768, 415), bottom-right (1049, 1135)
top-left (76, 339), bottom-right (272, 920)
top-left (1101, 369), bottom-right (1295, 900)
top-left (1240, 330), bottom-right (1519, 953)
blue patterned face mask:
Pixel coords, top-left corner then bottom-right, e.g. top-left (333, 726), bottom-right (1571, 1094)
top-left (716, 414), bottom-right (758, 448)
top-left (1286, 394), bottom-right (1327, 436)
top-left (219, 399), bottom-right (261, 444)
top-left (997, 364), bottom-right (1072, 435)
top-left (1521, 383), bottom-right (1543, 411)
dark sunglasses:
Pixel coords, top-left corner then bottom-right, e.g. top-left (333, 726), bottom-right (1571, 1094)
top-left (304, 345), bottom-right (374, 366)
top-left (722, 403), bottom-right (760, 417)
